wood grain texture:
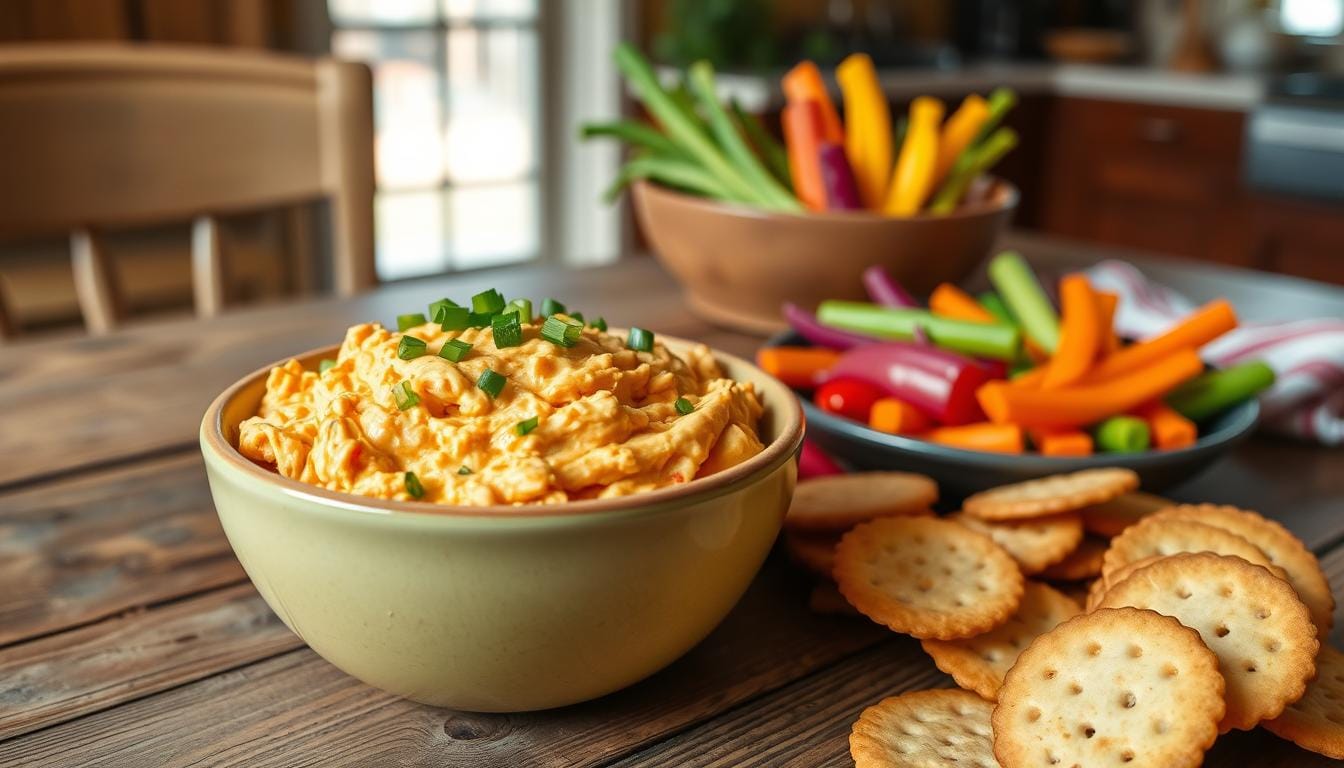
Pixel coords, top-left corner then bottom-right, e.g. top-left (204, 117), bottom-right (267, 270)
top-left (0, 584), bottom-right (298, 741)
top-left (0, 452), bottom-right (243, 646)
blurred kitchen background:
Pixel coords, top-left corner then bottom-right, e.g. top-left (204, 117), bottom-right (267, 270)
top-left (1, 0), bottom-right (1342, 338)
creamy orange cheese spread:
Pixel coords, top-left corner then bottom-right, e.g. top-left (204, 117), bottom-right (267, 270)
top-left (237, 319), bottom-right (764, 506)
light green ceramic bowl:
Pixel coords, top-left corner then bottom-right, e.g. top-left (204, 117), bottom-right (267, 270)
top-left (200, 337), bottom-right (803, 712)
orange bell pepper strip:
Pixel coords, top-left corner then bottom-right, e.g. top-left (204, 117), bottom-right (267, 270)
top-left (1095, 290), bottom-right (1121, 354)
top-left (932, 93), bottom-right (990, 189)
top-left (884, 96), bottom-right (945, 215)
top-left (781, 101), bottom-right (828, 212)
top-left (1134, 401), bottom-right (1198, 450)
top-left (926, 422), bottom-right (1024, 453)
top-left (781, 61), bottom-right (843, 144)
top-left (929, 283), bottom-right (996, 324)
top-left (835, 54), bottom-right (893, 210)
top-left (1030, 429), bottom-right (1094, 457)
top-left (1041, 275), bottom-right (1102, 390)
top-left (869, 397), bottom-right (931, 435)
top-left (1088, 299), bottom-right (1237, 383)
top-left (977, 348), bottom-right (1205, 429)
top-left (755, 346), bottom-right (840, 389)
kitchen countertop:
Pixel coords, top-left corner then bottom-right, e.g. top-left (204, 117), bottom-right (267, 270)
top-left (714, 61), bottom-right (1266, 112)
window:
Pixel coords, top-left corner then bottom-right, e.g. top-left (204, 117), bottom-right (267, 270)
top-left (330, 0), bottom-right (542, 280)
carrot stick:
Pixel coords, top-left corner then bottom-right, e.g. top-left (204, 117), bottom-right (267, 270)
top-left (1031, 429), bottom-right (1094, 457)
top-left (932, 93), bottom-right (990, 189)
top-left (977, 348), bottom-right (1205, 429)
top-left (781, 101), bottom-right (828, 211)
top-left (781, 61), bottom-right (843, 144)
top-left (926, 422), bottom-right (1024, 454)
top-left (883, 95), bottom-right (943, 215)
top-left (1135, 401), bottom-right (1198, 450)
top-left (1089, 299), bottom-right (1237, 383)
top-left (755, 346), bottom-right (840, 389)
top-left (869, 397), bottom-right (931, 435)
top-left (1041, 275), bottom-right (1101, 390)
top-left (1095, 291), bottom-right (1121, 354)
top-left (929, 283), bottom-right (996, 324)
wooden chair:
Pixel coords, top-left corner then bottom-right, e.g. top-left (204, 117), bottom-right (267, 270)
top-left (0, 44), bottom-right (375, 339)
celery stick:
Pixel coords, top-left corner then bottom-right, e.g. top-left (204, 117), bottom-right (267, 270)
top-left (970, 87), bottom-right (1018, 147)
top-left (613, 44), bottom-right (761, 205)
top-left (928, 127), bottom-right (1018, 213)
top-left (730, 98), bottom-right (791, 190)
top-left (816, 301), bottom-right (1021, 360)
top-left (580, 120), bottom-right (686, 159)
top-left (1167, 361), bottom-right (1276, 421)
top-left (989, 250), bottom-right (1060, 353)
top-left (978, 291), bottom-right (1017, 327)
top-left (603, 155), bottom-right (734, 203)
top-left (1094, 416), bottom-right (1152, 453)
top-left (687, 61), bottom-right (800, 211)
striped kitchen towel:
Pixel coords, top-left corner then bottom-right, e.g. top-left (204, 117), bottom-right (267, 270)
top-left (1086, 260), bottom-right (1344, 446)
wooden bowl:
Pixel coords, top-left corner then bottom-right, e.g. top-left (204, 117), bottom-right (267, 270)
top-left (632, 180), bottom-right (1017, 335)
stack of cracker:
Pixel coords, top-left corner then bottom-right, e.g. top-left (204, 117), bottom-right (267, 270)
top-left (783, 468), bottom-right (1343, 767)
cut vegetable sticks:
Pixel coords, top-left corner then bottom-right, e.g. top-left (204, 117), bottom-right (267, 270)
top-left (988, 251), bottom-right (1060, 353)
top-left (1088, 299), bottom-right (1237, 383)
top-left (782, 101), bottom-right (828, 211)
top-left (1166, 360), bottom-right (1275, 421)
top-left (1135, 402), bottom-right (1197, 450)
top-left (756, 346), bottom-right (839, 389)
top-left (869, 397), bottom-right (931, 435)
top-left (927, 422), bottom-right (1024, 454)
top-left (836, 54), bottom-right (893, 209)
top-left (1030, 429), bottom-right (1094, 457)
top-left (781, 61), bottom-right (843, 144)
top-left (884, 96), bottom-right (944, 215)
top-left (977, 347), bottom-right (1205, 428)
top-left (1041, 274), bottom-right (1101, 390)
top-left (932, 93), bottom-right (990, 188)
top-left (929, 283), bottom-right (996, 324)
top-left (1095, 290), bottom-right (1121, 353)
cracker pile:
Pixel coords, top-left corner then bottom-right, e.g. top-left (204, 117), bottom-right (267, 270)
top-left (781, 468), bottom-right (1342, 766)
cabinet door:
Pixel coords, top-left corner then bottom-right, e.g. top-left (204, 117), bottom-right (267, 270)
top-left (1249, 197), bottom-right (1344, 286)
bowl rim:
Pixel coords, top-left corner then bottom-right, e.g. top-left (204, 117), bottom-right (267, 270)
top-left (200, 333), bottom-right (804, 520)
top-left (633, 177), bottom-right (1019, 224)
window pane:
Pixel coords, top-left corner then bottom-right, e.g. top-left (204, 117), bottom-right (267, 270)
top-left (445, 182), bottom-right (538, 269)
top-left (443, 27), bottom-right (538, 183)
top-left (330, 0), bottom-right (436, 25)
top-left (441, 0), bottom-right (536, 21)
top-left (377, 191), bottom-right (447, 279)
top-left (333, 30), bottom-right (444, 190)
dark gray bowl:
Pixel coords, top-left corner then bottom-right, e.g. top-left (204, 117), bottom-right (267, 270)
top-left (767, 332), bottom-right (1260, 501)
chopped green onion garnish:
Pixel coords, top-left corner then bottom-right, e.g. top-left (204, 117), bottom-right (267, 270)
top-left (397, 313), bottom-right (427, 331)
top-left (515, 416), bottom-right (539, 436)
top-left (507, 298), bottom-right (533, 323)
top-left (318, 359), bottom-right (336, 373)
top-left (627, 327), bottom-right (654, 352)
top-left (404, 471), bottom-right (424, 499)
top-left (593, 316), bottom-right (608, 332)
top-left (476, 368), bottom-right (506, 398)
top-left (675, 397), bottom-right (695, 415)
top-left (468, 311), bottom-right (494, 328)
top-left (570, 311), bottom-right (585, 324)
top-left (439, 339), bottom-right (472, 362)
top-left (492, 312), bottom-right (523, 348)
top-left (398, 335), bottom-right (428, 360)
top-left (541, 315), bottom-right (583, 347)
top-left (458, 465), bottom-right (473, 475)
top-left (471, 288), bottom-right (506, 315)
top-left (428, 298), bottom-right (458, 321)
top-left (393, 381), bottom-right (420, 410)
top-left (436, 304), bottom-right (469, 330)
top-left (541, 297), bottom-right (566, 317)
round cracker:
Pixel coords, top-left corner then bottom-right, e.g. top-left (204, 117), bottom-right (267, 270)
top-left (992, 607), bottom-right (1225, 768)
top-left (950, 512), bottom-right (1084, 575)
top-left (1100, 516), bottom-right (1285, 584)
top-left (834, 516), bottom-right (1024, 640)
top-left (850, 689), bottom-right (997, 768)
top-left (922, 581), bottom-right (1080, 701)
top-left (1264, 645), bottom-right (1344, 759)
top-left (1079, 491), bottom-right (1173, 538)
top-left (1037, 536), bottom-right (1106, 582)
top-left (1151, 504), bottom-right (1334, 640)
top-left (1097, 552), bottom-right (1319, 732)
top-left (784, 532), bottom-right (839, 579)
top-left (1085, 555), bottom-right (1162, 612)
top-left (785, 472), bottom-right (936, 533)
top-left (963, 468), bottom-right (1138, 521)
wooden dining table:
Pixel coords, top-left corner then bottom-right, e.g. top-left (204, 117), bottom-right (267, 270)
top-left (1, 232), bottom-right (1341, 767)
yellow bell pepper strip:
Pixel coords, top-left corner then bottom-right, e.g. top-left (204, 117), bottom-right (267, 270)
top-left (932, 93), bottom-right (990, 189)
top-left (781, 61), bottom-right (843, 144)
top-left (835, 54), bottom-right (893, 210)
top-left (928, 127), bottom-right (1017, 214)
top-left (884, 96), bottom-right (944, 216)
